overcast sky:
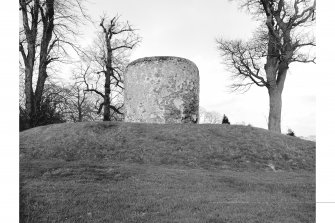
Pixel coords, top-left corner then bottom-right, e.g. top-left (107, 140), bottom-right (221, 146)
top-left (73, 0), bottom-right (316, 136)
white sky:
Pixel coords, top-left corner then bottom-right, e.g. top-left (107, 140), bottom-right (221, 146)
top-left (72, 0), bottom-right (316, 136)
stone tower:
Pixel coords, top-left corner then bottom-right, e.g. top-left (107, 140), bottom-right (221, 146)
top-left (124, 56), bottom-right (199, 123)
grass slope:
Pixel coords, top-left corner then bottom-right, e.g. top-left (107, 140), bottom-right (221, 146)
top-left (20, 122), bottom-right (315, 222)
top-left (20, 121), bottom-right (315, 171)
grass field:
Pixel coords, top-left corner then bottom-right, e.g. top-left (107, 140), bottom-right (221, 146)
top-left (20, 122), bottom-right (315, 222)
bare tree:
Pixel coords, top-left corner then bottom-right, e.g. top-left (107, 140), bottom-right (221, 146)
top-left (64, 82), bottom-right (99, 122)
top-left (217, 0), bottom-right (315, 133)
top-left (80, 15), bottom-right (141, 121)
top-left (199, 107), bottom-right (222, 124)
top-left (73, 58), bottom-right (124, 121)
top-left (19, 0), bottom-right (88, 128)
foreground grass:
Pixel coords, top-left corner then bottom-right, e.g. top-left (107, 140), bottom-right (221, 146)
top-left (20, 160), bottom-right (315, 223)
top-left (20, 122), bottom-right (315, 222)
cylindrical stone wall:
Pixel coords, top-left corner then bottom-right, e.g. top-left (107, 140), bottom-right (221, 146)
top-left (124, 56), bottom-right (199, 124)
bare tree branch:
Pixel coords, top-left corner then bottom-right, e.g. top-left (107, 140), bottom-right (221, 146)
top-left (217, 0), bottom-right (315, 133)
top-left (78, 15), bottom-right (140, 121)
top-left (19, 0), bottom-right (90, 128)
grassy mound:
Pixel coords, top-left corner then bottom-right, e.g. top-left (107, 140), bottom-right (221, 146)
top-left (20, 122), bottom-right (315, 222)
top-left (20, 121), bottom-right (315, 171)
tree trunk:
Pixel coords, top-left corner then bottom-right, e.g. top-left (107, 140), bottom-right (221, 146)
top-left (20, 0), bottom-right (40, 128)
top-left (103, 95), bottom-right (111, 121)
top-left (103, 75), bottom-right (111, 121)
top-left (78, 109), bottom-right (83, 122)
top-left (34, 0), bottom-right (54, 114)
top-left (103, 25), bottom-right (113, 121)
top-left (264, 30), bottom-right (287, 133)
top-left (20, 0), bottom-right (54, 128)
top-left (34, 65), bottom-right (48, 112)
top-left (24, 67), bottom-right (35, 127)
top-left (268, 87), bottom-right (282, 133)
top-left (77, 90), bottom-right (83, 122)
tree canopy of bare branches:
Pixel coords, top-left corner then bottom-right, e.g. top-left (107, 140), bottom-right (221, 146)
top-left (199, 107), bottom-right (223, 124)
top-left (217, 0), bottom-right (315, 133)
top-left (19, 0), bottom-right (89, 128)
top-left (76, 15), bottom-right (141, 121)
top-left (63, 82), bottom-right (100, 122)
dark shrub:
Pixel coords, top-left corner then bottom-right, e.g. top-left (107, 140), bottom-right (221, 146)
top-left (19, 97), bottom-right (65, 132)
top-left (19, 106), bottom-right (30, 132)
top-left (287, 129), bottom-right (296, 137)
top-left (222, 114), bottom-right (230, 125)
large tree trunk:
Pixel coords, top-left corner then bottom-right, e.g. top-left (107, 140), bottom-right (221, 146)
top-left (264, 29), bottom-right (286, 133)
top-left (265, 60), bottom-right (282, 133)
top-left (267, 64), bottom-right (288, 133)
top-left (20, 0), bottom-right (40, 128)
top-left (24, 67), bottom-right (35, 127)
top-left (20, 0), bottom-right (54, 128)
top-left (34, 0), bottom-right (54, 114)
top-left (268, 87), bottom-right (282, 133)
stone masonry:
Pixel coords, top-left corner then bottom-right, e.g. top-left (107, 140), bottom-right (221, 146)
top-left (124, 56), bottom-right (199, 123)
